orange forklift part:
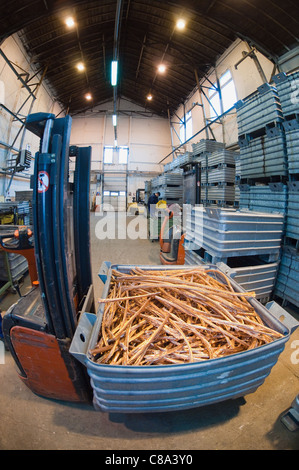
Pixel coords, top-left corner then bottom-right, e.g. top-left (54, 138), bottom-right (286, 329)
top-left (159, 234), bottom-right (185, 265)
top-left (10, 326), bottom-right (89, 402)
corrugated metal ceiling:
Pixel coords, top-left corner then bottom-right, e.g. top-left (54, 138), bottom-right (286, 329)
top-left (0, 0), bottom-right (298, 116)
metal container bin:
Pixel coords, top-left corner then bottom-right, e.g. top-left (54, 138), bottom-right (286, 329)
top-left (70, 263), bottom-right (298, 413)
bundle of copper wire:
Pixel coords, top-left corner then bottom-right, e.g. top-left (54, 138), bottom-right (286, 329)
top-left (89, 267), bottom-right (283, 366)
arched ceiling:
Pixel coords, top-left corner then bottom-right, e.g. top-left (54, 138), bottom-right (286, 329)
top-left (0, 0), bottom-right (298, 117)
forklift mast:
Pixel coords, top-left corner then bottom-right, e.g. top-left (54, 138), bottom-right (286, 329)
top-left (2, 113), bottom-right (94, 402)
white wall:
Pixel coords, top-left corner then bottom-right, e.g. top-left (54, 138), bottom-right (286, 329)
top-left (0, 34), bottom-right (63, 198)
top-left (70, 101), bottom-right (172, 201)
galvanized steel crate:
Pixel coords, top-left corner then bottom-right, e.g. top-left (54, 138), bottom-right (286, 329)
top-left (284, 122), bottom-right (299, 175)
top-left (195, 149), bottom-right (237, 167)
top-left (274, 247), bottom-right (299, 308)
top-left (191, 139), bottom-right (225, 156)
top-left (185, 206), bottom-right (284, 260)
top-left (238, 131), bottom-right (288, 178)
top-left (286, 182), bottom-right (299, 240)
top-left (236, 83), bottom-right (283, 135)
top-left (273, 71), bottom-right (299, 117)
top-left (70, 262), bottom-right (298, 413)
top-left (201, 184), bottom-right (235, 203)
top-left (201, 165), bottom-right (235, 184)
top-left (239, 183), bottom-right (288, 214)
top-left (217, 259), bottom-right (279, 302)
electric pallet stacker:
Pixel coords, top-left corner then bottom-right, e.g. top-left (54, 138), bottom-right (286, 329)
top-left (2, 112), bottom-right (95, 403)
top-left (159, 163), bottom-right (201, 265)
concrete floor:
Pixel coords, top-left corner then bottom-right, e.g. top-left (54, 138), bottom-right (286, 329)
top-left (0, 212), bottom-right (299, 450)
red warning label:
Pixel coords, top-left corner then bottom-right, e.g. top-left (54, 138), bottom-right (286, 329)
top-left (37, 171), bottom-right (50, 193)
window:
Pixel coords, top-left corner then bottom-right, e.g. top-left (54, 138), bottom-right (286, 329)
top-left (119, 146), bottom-right (128, 164)
top-left (208, 86), bottom-right (221, 120)
top-left (208, 70), bottom-right (237, 119)
top-left (179, 110), bottom-right (193, 142)
top-left (103, 146), bottom-right (113, 164)
top-left (103, 146), bottom-right (129, 164)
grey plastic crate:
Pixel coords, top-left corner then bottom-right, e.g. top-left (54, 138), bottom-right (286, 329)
top-left (70, 262), bottom-right (298, 413)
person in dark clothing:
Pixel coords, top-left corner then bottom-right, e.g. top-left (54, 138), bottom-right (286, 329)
top-left (147, 192), bottom-right (160, 215)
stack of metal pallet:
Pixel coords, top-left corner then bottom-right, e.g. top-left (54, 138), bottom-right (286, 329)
top-left (274, 246), bottom-right (299, 308)
top-left (163, 152), bottom-right (191, 173)
top-left (239, 182), bottom-right (288, 214)
top-left (15, 190), bottom-right (33, 225)
top-left (144, 180), bottom-right (152, 206)
top-left (191, 139), bottom-right (225, 155)
top-left (0, 251), bottom-right (28, 283)
top-left (183, 206), bottom-right (284, 302)
top-left (191, 141), bottom-right (238, 205)
top-left (232, 82), bottom-right (290, 302)
top-left (150, 173), bottom-right (184, 205)
top-left (199, 150), bottom-right (236, 205)
top-left (0, 225), bottom-right (28, 285)
top-left (271, 71), bottom-right (299, 309)
top-left (236, 82), bottom-right (287, 182)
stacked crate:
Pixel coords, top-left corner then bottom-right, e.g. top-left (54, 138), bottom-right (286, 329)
top-left (236, 83), bottom-right (288, 223)
top-left (151, 173), bottom-right (184, 206)
top-left (272, 71), bottom-right (299, 308)
top-left (236, 82), bottom-right (287, 183)
top-left (144, 180), bottom-right (152, 207)
top-left (191, 141), bottom-right (238, 206)
top-left (239, 182), bottom-right (288, 214)
top-left (163, 152), bottom-right (191, 173)
top-left (15, 190), bottom-right (33, 225)
top-left (274, 247), bottom-right (299, 308)
top-left (0, 252), bottom-right (28, 283)
top-left (232, 83), bottom-right (290, 302)
top-left (0, 225), bottom-right (28, 284)
top-left (183, 206), bottom-right (284, 302)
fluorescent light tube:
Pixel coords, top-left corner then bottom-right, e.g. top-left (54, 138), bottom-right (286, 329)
top-left (112, 114), bottom-right (117, 126)
top-left (111, 61), bottom-right (118, 86)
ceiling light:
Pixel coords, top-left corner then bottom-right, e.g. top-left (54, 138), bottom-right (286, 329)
top-left (85, 93), bottom-right (92, 101)
top-left (76, 62), bottom-right (85, 72)
top-left (111, 61), bottom-right (118, 86)
top-left (114, 139), bottom-right (118, 147)
top-left (176, 18), bottom-right (186, 30)
top-left (158, 64), bottom-right (166, 74)
top-left (112, 114), bottom-right (117, 126)
top-left (147, 94), bottom-right (153, 101)
top-left (65, 16), bottom-right (75, 28)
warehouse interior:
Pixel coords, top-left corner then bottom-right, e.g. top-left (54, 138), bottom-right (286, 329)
top-left (0, 0), bottom-right (299, 451)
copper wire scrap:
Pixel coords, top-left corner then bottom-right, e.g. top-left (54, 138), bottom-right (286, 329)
top-left (89, 267), bottom-right (283, 366)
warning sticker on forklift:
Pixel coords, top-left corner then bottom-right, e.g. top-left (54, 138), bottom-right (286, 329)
top-left (37, 171), bottom-right (50, 193)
